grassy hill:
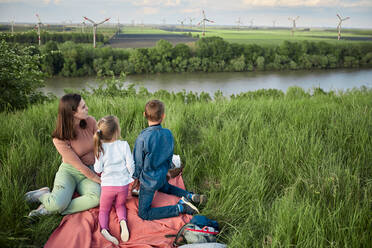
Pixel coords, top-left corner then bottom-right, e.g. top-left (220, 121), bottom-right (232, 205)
top-left (0, 86), bottom-right (371, 247)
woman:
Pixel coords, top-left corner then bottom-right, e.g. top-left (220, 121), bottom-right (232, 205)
top-left (25, 93), bottom-right (101, 216)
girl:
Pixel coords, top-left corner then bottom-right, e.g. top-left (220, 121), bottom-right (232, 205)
top-left (93, 115), bottom-right (135, 245)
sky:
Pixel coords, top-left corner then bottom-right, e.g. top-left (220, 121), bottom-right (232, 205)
top-left (0, 0), bottom-right (371, 28)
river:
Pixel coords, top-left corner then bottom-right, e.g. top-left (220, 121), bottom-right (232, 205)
top-left (44, 69), bottom-right (372, 97)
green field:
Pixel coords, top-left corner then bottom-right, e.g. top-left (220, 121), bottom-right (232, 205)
top-left (2, 24), bottom-right (372, 46)
top-left (0, 85), bottom-right (371, 247)
top-left (183, 28), bottom-right (372, 45)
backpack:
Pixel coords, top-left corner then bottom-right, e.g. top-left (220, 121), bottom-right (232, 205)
top-left (166, 215), bottom-right (220, 247)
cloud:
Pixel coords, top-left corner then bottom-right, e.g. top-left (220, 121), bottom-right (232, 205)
top-left (143, 7), bottom-right (159, 15)
top-left (133, 0), bottom-right (181, 7)
top-left (181, 8), bottom-right (200, 14)
top-left (240, 0), bottom-right (372, 7)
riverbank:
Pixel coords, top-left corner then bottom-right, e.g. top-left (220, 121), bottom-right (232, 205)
top-left (44, 68), bottom-right (372, 97)
top-left (0, 87), bottom-right (371, 247)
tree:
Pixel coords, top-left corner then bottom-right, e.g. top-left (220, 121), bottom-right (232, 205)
top-left (256, 56), bottom-right (265, 70)
top-left (230, 55), bottom-right (246, 71)
top-left (0, 41), bottom-right (47, 111)
top-left (41, 41), bottom-right (64, 76)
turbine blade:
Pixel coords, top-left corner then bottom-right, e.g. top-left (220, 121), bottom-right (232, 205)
top-left (97, 18), bottom-right (110, 25)
top-left (83, 16), bottom-right (95, 24)
top-left (36, 14), bottom-right (41, 23)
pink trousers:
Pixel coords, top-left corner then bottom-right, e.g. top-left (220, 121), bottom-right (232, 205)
top-left (99, 185), bottom-right (129, 230)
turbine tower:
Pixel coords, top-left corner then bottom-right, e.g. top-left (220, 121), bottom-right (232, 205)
top-left (188, 17), bottom-right (195, 28)
top-left (337, 14), bottom-right (350, 40)
top-left (81, 21), bottom-right (86, 33)
top-left (197, 10), bottom-right (214, 36)
top-left (161, 18), bottom-right (166, 25)
top-left (35, 14), bottom-right (43, 46)
top-left (178, 18), bottom-right (186, 31)
top-left (236, 17), bottom-right (243, 30)
top-left (288, 16), bottom-right (299, 36)
top-left (117, 16), bottom-right (120, 34)
top-left (272, 20), bottom-right (276, 28)
top-left (83, 16), bottom-right (110, 48)
top-left (10, 17), bottom-right (15, 35)
top-left (249, 19), bottom-right (254, 29)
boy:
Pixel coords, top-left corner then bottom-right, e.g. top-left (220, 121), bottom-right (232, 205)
top-left (132, 100), bottom-right (206, 220)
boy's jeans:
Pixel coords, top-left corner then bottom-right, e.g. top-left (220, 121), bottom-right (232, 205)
top-left (138, 181), bottom-right (189, 220)
top-left (39, 163), bottom-right (101, 215)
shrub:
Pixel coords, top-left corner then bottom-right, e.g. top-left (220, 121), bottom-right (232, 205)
top-left (0, 41), bottom-right (48, 112)
top-left (286, 86), bottom-right (310, 99)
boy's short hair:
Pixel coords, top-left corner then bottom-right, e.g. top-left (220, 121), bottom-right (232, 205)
top-left (145, 100), bottom-right (164, 122)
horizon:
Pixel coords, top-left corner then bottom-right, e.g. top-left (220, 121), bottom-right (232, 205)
top-left (0, 0), bottom-right (372, 29)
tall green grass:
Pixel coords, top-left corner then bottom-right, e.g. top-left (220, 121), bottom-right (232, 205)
top-left (0, 86), bottom-right (371, 247)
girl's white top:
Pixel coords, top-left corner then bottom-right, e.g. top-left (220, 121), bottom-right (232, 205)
top-left (94, 140), bottom-right (135, 186)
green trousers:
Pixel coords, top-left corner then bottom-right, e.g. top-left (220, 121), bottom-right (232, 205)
top-left (39, 163), bottom-right (101, 215)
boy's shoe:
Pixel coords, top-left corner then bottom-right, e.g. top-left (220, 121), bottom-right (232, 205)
top-left (179, 196), bottom-right (199, 215)
top-left (25, 187), bottom-right (50, 203)
top-left (120, 220), bottom-right (129, 242)
top-left (101, 229), bottom-right (119, 245)
top-left (28, 204), bottom-right (51, 217)
top-left (191, 193), bottom-right (208, 205)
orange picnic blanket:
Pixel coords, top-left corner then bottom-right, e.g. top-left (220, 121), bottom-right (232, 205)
top-left (44, 175), bottom-right (192, 248)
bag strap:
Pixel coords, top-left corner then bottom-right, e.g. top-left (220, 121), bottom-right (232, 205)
top-left (164, 223), bottom-right (192, 247)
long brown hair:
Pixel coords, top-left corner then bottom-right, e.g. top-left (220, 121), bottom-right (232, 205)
top-left (94, 115), bottom-right (120, 159)
top-left (52, 94), bottom-right (87, 140)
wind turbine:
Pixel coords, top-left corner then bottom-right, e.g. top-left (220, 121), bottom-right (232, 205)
top-left (178, 18), bottom-right (186, 31)
top-left (249, 19), bottom-right (254, 29)
top-left (83, 16), bottom-right (110, 48)
top-left (236, 17), bottom-right (243, 30)
top-left (197, 10), bottom-right (214, 36)
top-left (117, 17), bottom-right (120, 34)
top-left (81, 21), bottom-right (86, 33)
top-left (161, 18), bottom-right (166, 25)
top-left (288, 16), bottom-right (299, 36)
top-left (188, 17), bottom-right (195, 28)
top-left (337, 14), bottom-right (350, 40)
top-left (10, 17), bottom-right (15, 35)
top-left (35, 14), bottom-right (44, 45)
top-left (272, 20), bottom-right (276, 28)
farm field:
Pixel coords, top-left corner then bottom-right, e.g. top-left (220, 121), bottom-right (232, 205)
top-left (108, 26), bottom-right (372, 48)
top-left (201, 28), bottom-right (372, 45)
top-left (2, 23), bottom-right (372, 48)
top-left (108, 33), bottom-right (197, 48)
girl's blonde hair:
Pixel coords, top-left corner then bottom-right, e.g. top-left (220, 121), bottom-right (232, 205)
top-left (94, 115), bottom-right (121, 159)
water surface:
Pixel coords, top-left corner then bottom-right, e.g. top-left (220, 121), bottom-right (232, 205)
top-left (45, 69), bottom-right (372, 97)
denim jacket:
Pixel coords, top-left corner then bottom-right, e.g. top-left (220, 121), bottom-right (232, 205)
top-left (133, 124), bottom-right (174, 190)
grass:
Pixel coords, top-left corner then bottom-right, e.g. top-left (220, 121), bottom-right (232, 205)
top-left (0, 86), bottom-right (371, 247)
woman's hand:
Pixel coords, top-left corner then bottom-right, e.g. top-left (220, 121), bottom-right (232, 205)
top-left (93, 175), bottom-right (101, 184)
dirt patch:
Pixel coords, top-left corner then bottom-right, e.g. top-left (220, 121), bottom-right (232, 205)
top-left (107, 33), bottom-right (198, 48)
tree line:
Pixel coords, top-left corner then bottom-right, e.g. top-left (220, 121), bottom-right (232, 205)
top-left (29, 37), bottom-right (372, 77)
top-left (2, 37), bottom-right (372, 112)
top-left (0, 31), bottom-right (105, 44)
